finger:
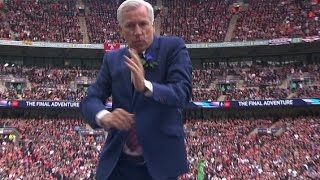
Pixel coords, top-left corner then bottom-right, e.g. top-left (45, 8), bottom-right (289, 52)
top-left (125, 64), bottom-right (143, 88)
top-left (117, 120), bottom-right (131, 130)
top-left (124, 54), bottom-right (144, 77)
top-left (128, 48), bottom-right (140, 62)
top-left (125, 60), bottom-right (141, 77)
top-left (116, 114), bottom-right (133, 129)
top-left (112, 119), bottom-right (130, 130)
top-left (109, 118), bottom-right (126, 130)
top-left (128, 49), bottom-right (144, 70)
top-left (102, 109), bottom-right (133, 130)
top-left (124, 55), bottom-right (140, 71)
top-left (124, 55), bottom-right (137, 66)
top-left (117, 117), bottom-right (134, 130)
top-left (116, 109), bottom-right (135, 124)
top-left (129, 48), bottom-right (138, 54)
top-left (113, 110), bottom-right (130, 126)
top-left (125, 62), bottom-right (140, 76)
top-left (113, 109), bottom-right (134, 129)
top-left (111, 115), bottom-right (131, 130)
top-left (136, 56), bottom-right (144, 72)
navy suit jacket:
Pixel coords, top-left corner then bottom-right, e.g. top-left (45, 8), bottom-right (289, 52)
top-left (80, 36), bottom-right (192, 180)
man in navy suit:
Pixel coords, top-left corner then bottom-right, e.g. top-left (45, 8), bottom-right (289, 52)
top-left (80, 0), bottom-right (192, 179)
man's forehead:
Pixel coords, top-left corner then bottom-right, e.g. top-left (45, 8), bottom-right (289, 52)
top-left (124, 18), bottom-right (150, 24)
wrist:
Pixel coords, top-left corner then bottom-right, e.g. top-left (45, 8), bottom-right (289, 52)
top-left (143, 79), bottom-right (153, 97)
top-left (142, 85), bottom-right (148, 93)
top-left (96, 110), bottom-right (110, 128)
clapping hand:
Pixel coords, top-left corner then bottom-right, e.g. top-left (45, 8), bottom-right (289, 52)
top-left (100, 108), bottom-right (134, 130)
top-left (124, 48), bottom-right (146, 93)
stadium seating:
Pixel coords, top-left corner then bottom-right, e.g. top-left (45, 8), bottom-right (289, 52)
top-left (0, 0), bottom-right (320, 179)
top-left (1, 61), bottom-right (319, 101)
top-left (0, 0), bottom-right (318, 43)
top-left (3, 0), bottom-right (83, 43)
top-left (232, 0), bottom-right (320, 41)
top-left (0, 118), bottom-right (102, 179)
top-left (179, 117), bottom-right (320, 179)
top-left (1, 117), bottom-right (319, 179)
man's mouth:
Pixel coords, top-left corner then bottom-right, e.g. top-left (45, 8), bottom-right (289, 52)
top-left (134, 40), bottom-right (144, 44)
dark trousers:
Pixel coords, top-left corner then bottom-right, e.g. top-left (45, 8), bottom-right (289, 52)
top-left (108, 153), bottom-right (152, 180)
top-left (108, 153), bottom-right (178, 180)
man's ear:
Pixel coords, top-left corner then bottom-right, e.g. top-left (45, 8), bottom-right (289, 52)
top-left (119, 25), bottom-right (124, 38)
top-left (152, 24), bottom-right (155, 33)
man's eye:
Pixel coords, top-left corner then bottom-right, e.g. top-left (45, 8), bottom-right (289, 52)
top-left (140, 22), bottom-right (148, 27)
top-left (126, 24), bottom-right (135, 29)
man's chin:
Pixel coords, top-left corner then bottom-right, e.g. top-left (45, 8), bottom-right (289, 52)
top-left (131, 43), bottom-right (147, 51)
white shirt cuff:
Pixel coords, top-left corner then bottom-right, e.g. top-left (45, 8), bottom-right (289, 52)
top-left (144, 80), bottom-right (153, 97)
top-left (95, 110), bottom-right (110, 127)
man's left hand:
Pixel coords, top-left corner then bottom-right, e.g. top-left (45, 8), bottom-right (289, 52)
top-left (124, 48), bottom-right (146, 92)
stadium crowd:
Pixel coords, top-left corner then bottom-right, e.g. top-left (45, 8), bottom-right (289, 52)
top-left (233, 0), bottom-right (320, 41)
top-left (3, 0), bottom-right (83, 43)
top-left (0, 118), bottom-right (103, 180)
top-left (84, 0), bottom-right (122, 44)
top-left (0, 116), bottom-right (319, 179)
top-left (160, 0), bottom-right (232, 43)
top-left (0, 60), bottom-right (319, 101)
top-left (0, 1), bottom-right (319, 180)
top-left (0, 0), bottom-right (319, 43)
top-left (180, 116), bottom-right (320, 179)
top-left (0, 65), bottom-right (98, 101)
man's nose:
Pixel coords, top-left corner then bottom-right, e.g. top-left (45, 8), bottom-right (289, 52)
top-left (133, 24), bottom-right (142, 36)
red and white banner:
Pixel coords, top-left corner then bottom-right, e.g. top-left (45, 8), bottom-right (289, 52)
top-left (104, 42), bottom-right (120, 52)
top-left (311, 0), bottom-right (319, 5)
top-left (302, 35), bottom-right (320, 42)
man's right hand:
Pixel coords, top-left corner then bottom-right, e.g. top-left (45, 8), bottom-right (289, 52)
top-left (100, 108), bottom-right (134, 130)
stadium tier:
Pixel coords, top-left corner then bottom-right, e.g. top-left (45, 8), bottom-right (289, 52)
top-left (1, 115), bottom-right (319, 179)
top-left (0, 0), bottom-right (319, 43)
top-left (0, 59), bottom-right (319, 102)
top-left (0, 0), bottom-right (320, 179)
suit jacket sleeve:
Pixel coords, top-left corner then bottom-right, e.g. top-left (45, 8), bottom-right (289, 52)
top-left (150, 37), bottom-right (192, 108)
top-left (80, 53), bottom-right (112, 128)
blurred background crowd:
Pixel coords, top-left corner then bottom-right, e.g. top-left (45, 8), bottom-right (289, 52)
top-left (0, 0), bottom-right (320, 179)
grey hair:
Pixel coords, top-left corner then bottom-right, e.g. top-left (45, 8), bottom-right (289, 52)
top-left (117, 0), bottom-right (154, 26)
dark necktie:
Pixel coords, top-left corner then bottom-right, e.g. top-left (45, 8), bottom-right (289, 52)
top-left (139, 53), bottom-right (144, 59)
top-left (126, 53), bottom-right (143, 151)
top-left (126, 127), bottom-right (140, 151)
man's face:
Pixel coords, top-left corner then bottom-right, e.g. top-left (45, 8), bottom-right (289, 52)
top-left (120, 5), bottom-right (155, 53)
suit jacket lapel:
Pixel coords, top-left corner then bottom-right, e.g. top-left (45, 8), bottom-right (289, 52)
top-left (144, 36), bottom-right (160, 81)
top-left (118, 48), bottom-right (135, 107)
top-left (132, 36), bottom-right (160, 107)
top-left (146, 35), bottom-right (160, 54)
